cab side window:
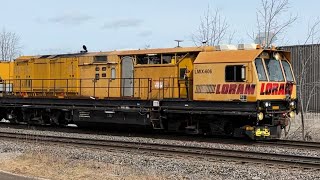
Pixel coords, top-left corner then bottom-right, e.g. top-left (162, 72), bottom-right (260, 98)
top-left (225, 65), bottom-right (244, 82)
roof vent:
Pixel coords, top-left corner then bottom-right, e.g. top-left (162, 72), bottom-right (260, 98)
top-left (238, 44), bottom-right (260, 50)
top-left (215, 45), bottom-right (237, 51)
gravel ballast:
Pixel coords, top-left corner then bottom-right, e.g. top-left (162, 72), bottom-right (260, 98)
top-left (0, 140), bottom-right (319, 180)
top-left (0, 127), bottom-right (319, 179)
top-left (0, 127), bottom-right (318, 158)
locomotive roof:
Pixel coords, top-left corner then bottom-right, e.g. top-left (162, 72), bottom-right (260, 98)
top-left (14, 46), bottom-right (214, 61)
top-left (14, 52), bottom-right (111, 61)
top-left (15, 56), bottom-right (36, 62)
top-left (107, 46), bottom-right (214, 55)
top-left (0, 60), bottom-right (12, 63)
top-left (194, 49), bottom-right (263, 64)
top-left (194, 49), bottom-right (290, 64)
top-left (14, 46), bottom-right (290, 63)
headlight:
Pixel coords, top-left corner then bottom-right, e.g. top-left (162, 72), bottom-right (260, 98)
top-left (257, 112), bottom-right (264, 120)
top-left (289, 101), bottom-right (295, 108)
top-left (264, 102), bottom-right (271, 108)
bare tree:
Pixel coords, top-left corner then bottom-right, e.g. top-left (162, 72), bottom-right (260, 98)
top-left (250, 0), bottom-right (297, 48)
top-left (192, 6), bottom-right (230, 46)
top-left (284, 18), bottom-right (320, 141)
top-left (296, 19), bottom-right (320, 141)
top-left (0, 28), bottom-right (21, 61)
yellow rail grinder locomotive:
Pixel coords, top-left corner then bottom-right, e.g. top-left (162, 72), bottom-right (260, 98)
top-left (0, 44), bottom-right (297, 139)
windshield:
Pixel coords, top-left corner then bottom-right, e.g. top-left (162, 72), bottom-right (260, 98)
top-left (264, 59), bottom-right (284, 82)
top-left (281, 60), bottom-right (294, 82)
top-left (255, 58), bottom-right (267, 81)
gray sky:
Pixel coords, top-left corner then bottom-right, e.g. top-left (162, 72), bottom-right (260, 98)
top-left (1, 0), bottom-right (319, 55)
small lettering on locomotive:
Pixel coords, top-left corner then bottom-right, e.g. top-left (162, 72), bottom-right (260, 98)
top-left (194, 68), bottom-right (212, 74)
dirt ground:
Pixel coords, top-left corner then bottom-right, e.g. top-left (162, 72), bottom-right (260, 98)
top-left (0, 151), bottom-right (168, 180)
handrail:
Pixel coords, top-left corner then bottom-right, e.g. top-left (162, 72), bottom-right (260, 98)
top-left (0, 78), bottom-right (151, 99)
top-left (0, 77), bottom-right (191, 100)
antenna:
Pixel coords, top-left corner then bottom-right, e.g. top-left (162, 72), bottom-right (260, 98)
top-left (174, 40), bottom-right (183, 47)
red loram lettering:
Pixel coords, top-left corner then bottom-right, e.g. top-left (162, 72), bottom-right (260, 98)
top-left (265, 83), bottom-right (273, 95)
top-left (216, 84), bottom-right (221, 94)
top-left (236, 84), bottom-right (244, 94)
top-left (278, 83), bottom-right (285, 95)
top-left (228, 84), bottom-right (237, 94)
top-left (195, 84), bottom-right (256, 95)
top-left (260, 83), bottom-right (293, 95)
top-left (221, 84), bottom-right (230, 94)
top-left (271, 83), bottom-right (279, 95)
top-left (210, 84), bottom-right (256, 95)
top-left (244, 84), bottom-right (256, 95)
top-left (260, 83), bottom-right (265, 95)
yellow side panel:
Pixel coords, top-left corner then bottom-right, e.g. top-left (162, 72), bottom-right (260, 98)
top-left (193, 62), bottom-right (257, 101)
top-left (78, 56), bottom-right (94, 65)
top-left (46, 58), bottom-right (65, 92)
top-left (44, 57), bottom-right (80, 94)
top-left (134, 65), bottom-right (177, 99)
top-left (79, 64), bottom-right (121, 98)
top-left (33, 58), bottom-right (50, 92)
top-left (0, 61), bottom-right (14, 80)
top-left (9, 61), bottom-right (14, 79)
top-left (0, 61), bottom-right (14, 92)
top-left (79, 65), bottom-right (93, 97)
top-left (49, 58), bottom-right (64, 92)
top-left (66, 57), bottom-right (79, 93)
top-left (13, 59), bottom-right (34, 93)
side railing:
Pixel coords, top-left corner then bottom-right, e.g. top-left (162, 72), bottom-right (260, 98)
top-left (0, 78), bottom-right (152, 99)
top-left (156, 77), bottom-right (193, 99)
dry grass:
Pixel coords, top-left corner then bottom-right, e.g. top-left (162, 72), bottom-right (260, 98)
top-left (0, 150), bottom-right (169, 180)
top-left (283, 113), bottom-right (320, 141)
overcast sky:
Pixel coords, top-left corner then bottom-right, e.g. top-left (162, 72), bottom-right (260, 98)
top-left (1, 0), bottom-right (319, 55)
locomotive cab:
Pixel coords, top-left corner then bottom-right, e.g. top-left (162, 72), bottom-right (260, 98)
top-left (193, 44), bottom-right (297, 139)
top-left (253, 50), bottom-right (297, 139)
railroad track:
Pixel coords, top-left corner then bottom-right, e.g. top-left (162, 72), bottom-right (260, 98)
top-left (257, 139), bottom-right (320, 150)
top-left (1, 123), bottom-right (320, 151)
top-left (0, 131), bottom-right (319, 170)
top-left (0, 123), bottom-right (319, 153)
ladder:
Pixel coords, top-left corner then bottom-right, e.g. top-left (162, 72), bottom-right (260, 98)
top-left (150, 107), bottom-right (164, 129)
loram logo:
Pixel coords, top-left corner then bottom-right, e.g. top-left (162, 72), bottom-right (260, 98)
top-left (195, 84), bottom-right (256, 94)
top-left (260, 83), bottom-right (293, 95)
top-left (195, 68), bottom-right (212, 74)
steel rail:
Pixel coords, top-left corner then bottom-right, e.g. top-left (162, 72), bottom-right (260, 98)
top-left (1, 123), bottom-right (320, 150)
top-left (0, 131), bottom-right (319, 169)
top-left (257, 139), bottom-right (320, 150)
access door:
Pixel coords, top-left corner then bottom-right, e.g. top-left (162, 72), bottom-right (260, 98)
top-left (121, 56), bottom-right (134, 97)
